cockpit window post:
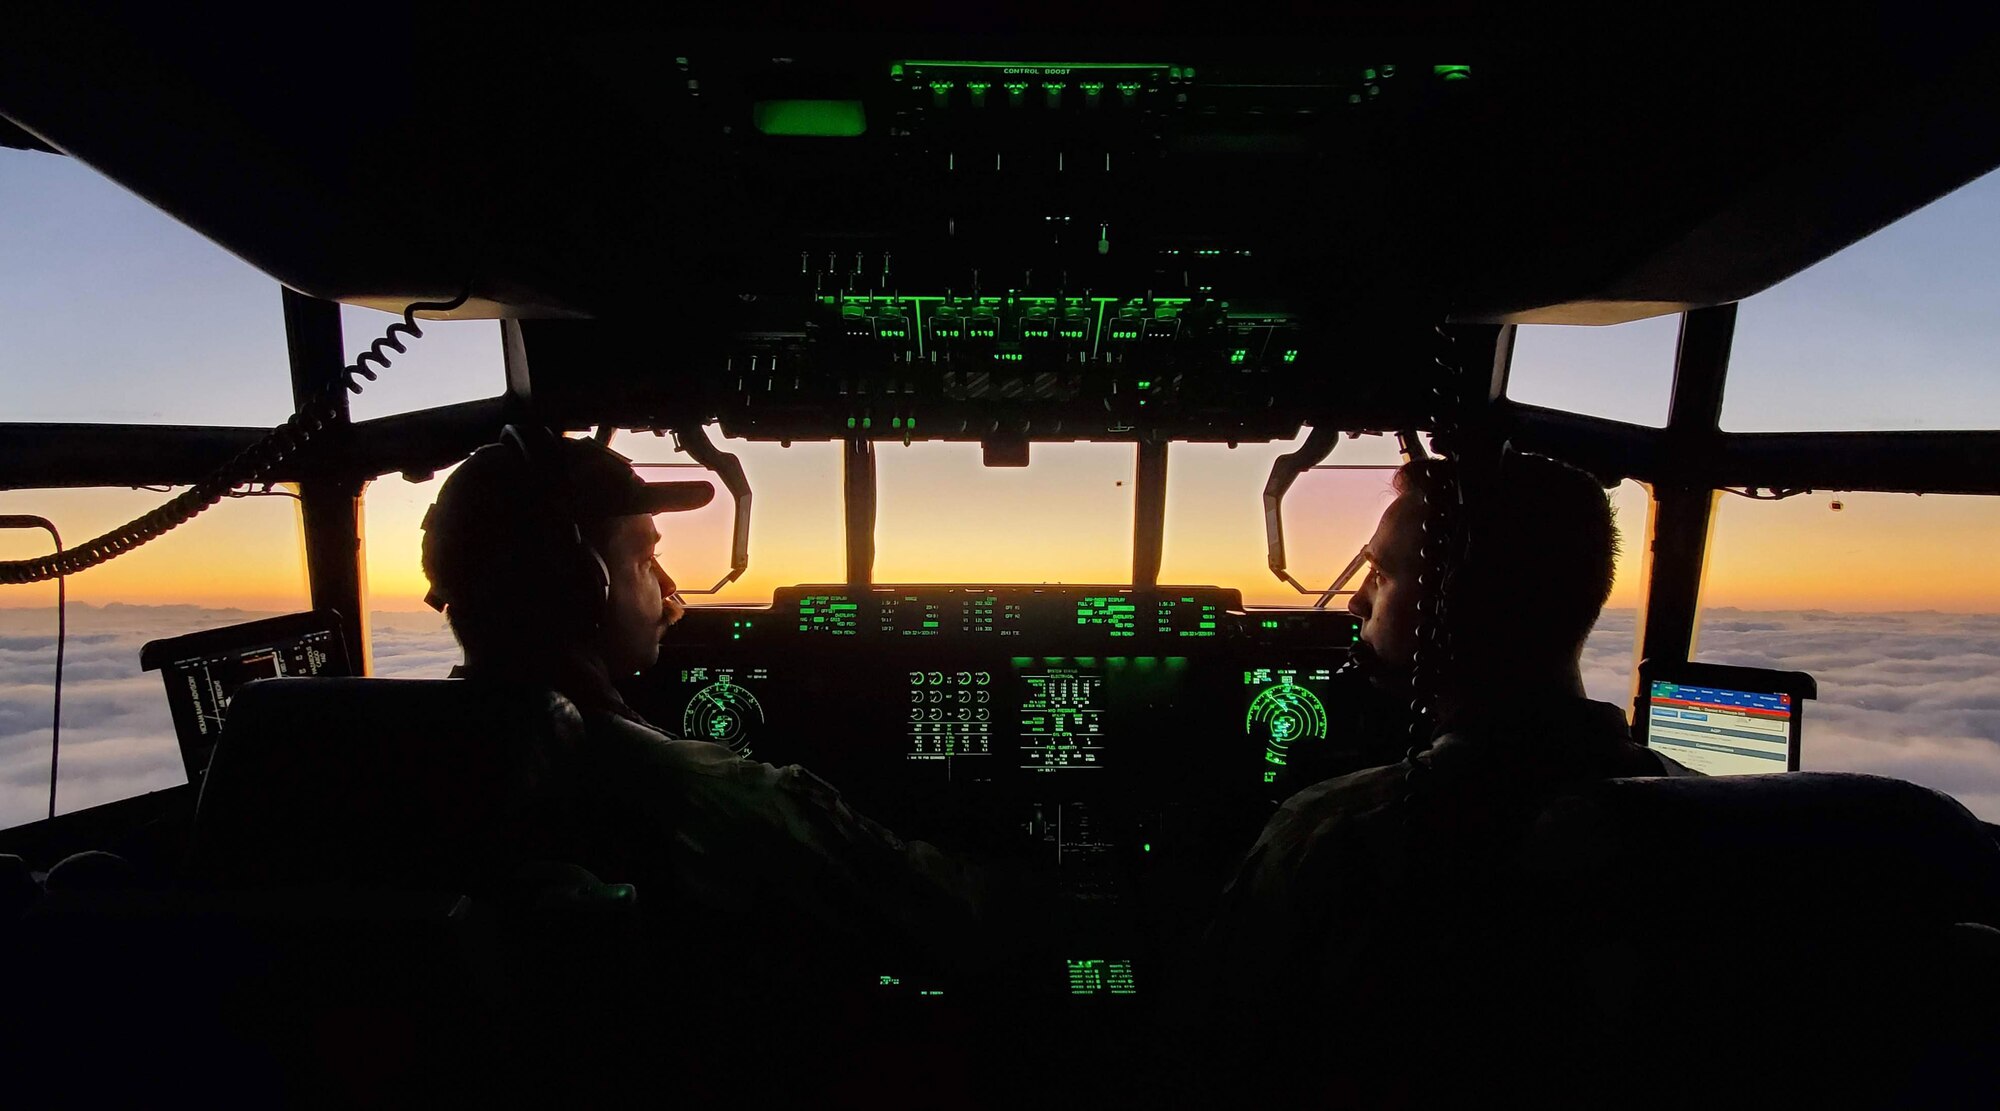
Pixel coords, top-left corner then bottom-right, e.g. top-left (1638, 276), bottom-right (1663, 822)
top-left (843, 437), bottom-right (877, 586)
top-left (280, 288), bottom-right (372, 675)
top-left (1636, 304), bottom-right (1737, 674)
top-left (1132, 440), bottom-right (1168, 588)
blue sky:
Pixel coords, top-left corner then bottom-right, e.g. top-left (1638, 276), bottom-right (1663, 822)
top-left (4, 147), bottom-right (1999, 431)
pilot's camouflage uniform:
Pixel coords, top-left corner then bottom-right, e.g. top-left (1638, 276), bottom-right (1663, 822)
top-left (457, 660), bottom-right (987, 980)
top-left (1192, 696), bottom-right (1697, 1101)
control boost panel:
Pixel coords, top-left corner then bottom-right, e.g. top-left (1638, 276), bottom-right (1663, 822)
top-left (513, 50), bottom-right (1459, 438)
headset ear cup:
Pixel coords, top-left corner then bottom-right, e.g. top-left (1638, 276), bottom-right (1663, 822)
top-left (502, 423), bottom-right (613, 637)
top-left (578, 538), bottom-right (610, 630)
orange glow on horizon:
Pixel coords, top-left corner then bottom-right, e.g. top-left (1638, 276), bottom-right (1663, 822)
top-left (3, 438), bottom-right (1996, 615)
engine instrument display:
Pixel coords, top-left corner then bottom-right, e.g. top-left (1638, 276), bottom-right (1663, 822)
top-left (909, 668), bottom-right (995, 776)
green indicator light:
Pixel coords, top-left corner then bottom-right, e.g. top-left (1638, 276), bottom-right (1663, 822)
top-left (1230, 350), bottom-right (1247, 364)
top-left (1364, 67), bottom-right (1377, 80)
top-left (1142, 842), bottom-right (1152, 853)
top-left (1434, 64), bottom-right (1472, 80)
top-left (1283, 349), bottom-right (1299, 363)
top-left (1042, 81), bottom-right (1065, 90)
top-left (846, 416), bottom-right (856, 429)
top-left (1117, 82), bottom-right (1141, 93)
top-left (892, 416), bottom-right (903, 429)
top-left (862, 416), bottom-right (873, 429)
top-left (890, 64), bottom-right (904, 78)
top-left (929, 80), bottom-right (955, 92)
top-left (908, 416), bottom-right (917, 429)
top-left (751, 100), bottom-right (867, 137)
top-left (1004, 81), bottom-right (1030, 93)
top-left (1262, 619), bottom-right (1279, 629)
top-left (1136, 379), bottom-right (1151, 389)
top-left (967, 81), bottom-right (991, 93)
top-left (1079, 81), bottom-right (1103, 94)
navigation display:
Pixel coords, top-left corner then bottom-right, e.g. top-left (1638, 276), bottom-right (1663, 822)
top-left (679, 665), bottom-right (769, 756)
top-left (1243, 665), bottom-right (1336, 783)
top-left (1646, 680), bottom-right (1794, 774)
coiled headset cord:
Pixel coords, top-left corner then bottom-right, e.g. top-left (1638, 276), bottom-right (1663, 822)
top-left (0, 289), bottom-right (471, 585)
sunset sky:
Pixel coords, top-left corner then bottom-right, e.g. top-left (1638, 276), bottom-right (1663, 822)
top-left (1, 148), bottom-right (1996, 617)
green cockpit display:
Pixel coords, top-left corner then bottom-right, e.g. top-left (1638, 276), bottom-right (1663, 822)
top-left (1244, 667), bottom-right (1333, 773)
top-left (681, 668), bottom-right (770, 756)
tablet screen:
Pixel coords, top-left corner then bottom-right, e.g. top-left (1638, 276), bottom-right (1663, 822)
top-left (1645, 679), bottom-right (1794, 774)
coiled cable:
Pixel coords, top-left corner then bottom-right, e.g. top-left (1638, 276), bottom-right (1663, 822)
top-left (0, 289), bottom-right (470, 584)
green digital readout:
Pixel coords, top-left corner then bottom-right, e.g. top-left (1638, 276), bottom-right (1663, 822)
top-left (880, 594), bottom-right (945, 636)
top-left (1019, 667), bottom-right (1105, 772)
top-left (1156, 595), bottom-right (1219, 638)
top-left (1067, 958), bottom-right (1138, 996)
top-left (1076, 596), bottom-right (1139, 638)
top-left (1244, 666), bottom-right (1334, 773)
top-left (796, 594), bottom-right (860, 635)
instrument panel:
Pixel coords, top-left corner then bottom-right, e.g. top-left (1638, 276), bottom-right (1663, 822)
top-left (635, 586), bottom-right (1360, 773)
top-left (629, 584), bottom-right (1374, 832)
top-left (623, 584), bottom-right (1385, 1007)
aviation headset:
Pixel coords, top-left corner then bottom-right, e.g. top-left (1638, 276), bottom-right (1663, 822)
top-left (422, 423), bottom-right (611, 633)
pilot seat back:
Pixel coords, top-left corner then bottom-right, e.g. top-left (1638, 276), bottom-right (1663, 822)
top-left (190, 677), bottom-right (584, 892)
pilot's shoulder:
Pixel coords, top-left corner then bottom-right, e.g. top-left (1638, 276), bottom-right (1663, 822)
top-left (586, 713), bottom-right (785, 783)
top-left (1265, 763), bottom-right (1411, 850)
top-left (584, 714), bottom-right (858, 807)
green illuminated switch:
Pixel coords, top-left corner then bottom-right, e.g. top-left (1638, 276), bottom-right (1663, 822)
top-left (1107, 314), bottom-right (1144, 343)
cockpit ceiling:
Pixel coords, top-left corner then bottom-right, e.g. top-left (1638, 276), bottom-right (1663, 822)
top-left (5, 16), bottom-right (1999, 331)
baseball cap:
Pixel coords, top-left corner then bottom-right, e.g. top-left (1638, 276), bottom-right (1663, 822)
top-left (421, 430), bottom-right (714, 611)
top-left (549, 434), bottom-right (716, 518)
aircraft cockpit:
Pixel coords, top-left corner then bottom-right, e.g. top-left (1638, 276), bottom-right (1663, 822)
top-left (4, 13), bottom-right (2000, 1105)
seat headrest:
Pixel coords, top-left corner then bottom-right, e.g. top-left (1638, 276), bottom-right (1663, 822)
top-left (1519, 772), bottom-right (2000, 930)
top-left (192, 678), bottom-right (586, 890)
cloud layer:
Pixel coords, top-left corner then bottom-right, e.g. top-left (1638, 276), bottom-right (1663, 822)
top-left (0, 606), bottom-right (461, 828)
top-left (2, 604), bottom-right (1996, 829)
